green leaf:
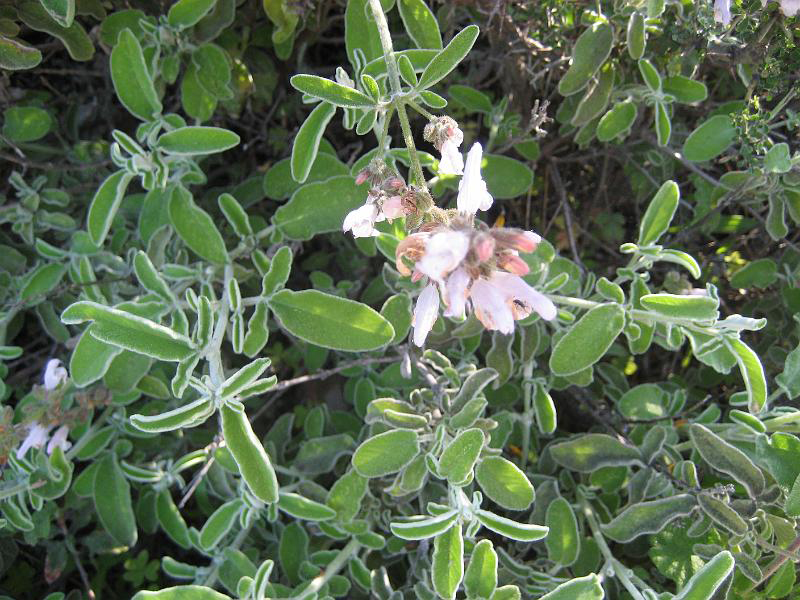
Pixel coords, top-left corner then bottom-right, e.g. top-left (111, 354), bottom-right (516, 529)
top-left (697, 493), bottom-right (747, 536)
top-left (417, 25), bottom-right (479, 90)
top-left (352, 429), bottom-right (419, 477)
top-left (638, 58), bottom-right (661, 92)
top-left (277, 492), bottom-right (336, 521)
top-left (110, 29), bottom-right (161, 120)
top-left (438, 428), bottom-right (484, 485)
top-left (638, 180), bottom-right (679, 245)
top-left (626, 11), bottom-right (645, 59)
top-left (617, 383), bottom-right (669, 420)
top-left (549, 303), bottom-right (625, 376)
top-left (655, 101), bottom-right (671, 146)
top-left (764, 560), bottom-right (796, 599)
top-left (475, 509), bottom-right (549, 542)
top-left (448, 84), bottom-right (493, 114)
top-left (550, 433), bottom-right (642, 472)
top-left (398, 0), bottom-right (442, 49)
top-left (263, 0), bottom-right (299, 44)
top-left (572, 64), bottom-right (614, 127)
top-left (650, 523), bottom-right (723, 588)
top-left (390, 510), bottom-right (459, 540)
top-left (326, 468), bottom-right (367, 521)
top-left (639, 293), bottom-right (719, 321)
top-left (168, 186), bottom-right (229, 265)
top-left (130, 397), bottom-right (214, 433)
top-left (156, 488), bottom-right (191, 549)
top-left (596, 100), bottom-right (637, 142)
top-left (39, 0), bottom-right (74, 26)
top-left (663, 75), bottom-right (708, 104)
top-left (269, 289), bottom-right (394, 352)
top-left (545, 497), bottom-right (580, 566)
top-left (538, 575), bottom-right (604, 600)
top-left (94, 453), bottom-right (137, 547)
top-left (482, 154), bottom-right (533, 199)
top-left (776, 342), bottom-right (800, 400)
top-left (132, 586), bottom-right (231, 600)
top-left (344, 0), bottom-right (382, 68)
top-left (2, 106), bottom-right (51, 142)
top-left (62, 301), bottom-right (196, 361)
top-left (167, 0), bottom-right (215, 29)
top-left (432, 523), bottom-right (464, 600)
top-left (20, 262), bottom-right (66, 301)
top-left (199, 499), bottom-right (243, 550)
top-left (380, 294), bottom-right (412, 344)
top-left (689, 423), bottom-right (765, 496)
top-left (764, 143), bottom-right (792, 174)
top-left (657, 249), bottom-right (702, 279)
top-left (157, 126), bottom-right (239, 156)
top-left (602, 495), bottom-right (697, 543)
top-left (682, 115), bottom-right (736, 162)
top-left (464, 539), bottom-right (497, 600)
top-left (730, 258), bottom-right (778, 289)
top-left (724, 338), bottom-right (768, 414)
top-left (290, 74), bottom-right (375, 108)
top-left (273, 175), bottom-right (366, 240)
top-left (558, 22), bottom-right (613, 96)
top-left (70, 328), bottom-right (121, 386)
top-left (291, 102), bottom-right (336, 184)
top-left (87, 170), bottom-right (134, 246)
top-left (17, 1), bottom-right (93, 61)
top-left (475, 456), bottom-right (534, 511)
top-left (674, 551), bottom-right (734, 600)
top-left (221, 405), bottom-right (279, 504)
top-left (0, 35), bottom-right (42, 70)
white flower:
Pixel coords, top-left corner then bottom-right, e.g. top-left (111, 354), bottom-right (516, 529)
top-left (469, 278), bottom-right (516, 334)
top-left (43, 359), bottom-right (68, 391)
top-left (457, 143), bottom-right (493, 215)
top-left (415, 230), bottom-right (470, 285)
top-left (413, 284), bottom-right (440, 346)
top-left (46, 425), bottom-right (71, 455)
top-left (491, 272), bottom-right (558, 321)
top-left (438, 139), bottom-right (464, 175)
top-left (780, 0), bottom-right (800, 15)
top-left (343, 203), bottom-right (382, 237)
top-left (442, 267), bottom-right (470, 319)
top-left (714, 0), bottom-right (732, 24)
top-left (16, 422), bottom-right (52, 459)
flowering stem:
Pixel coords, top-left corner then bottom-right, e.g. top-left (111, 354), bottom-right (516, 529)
top-left (367, 0), bottom-right (427, 190)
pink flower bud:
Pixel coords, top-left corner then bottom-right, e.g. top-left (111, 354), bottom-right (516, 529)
top-left (511, 231), bottom-right (541, 253)
top-left (498, 254), bottom-right (530, 275)
top-left (474, 234), bottom-right (496, 262)
top-left (385, 177), bottom-right (405, 190)
top-left (355, 169), bottom-right (370, 186)
top-left (411, 270), bottom-right (424, 282)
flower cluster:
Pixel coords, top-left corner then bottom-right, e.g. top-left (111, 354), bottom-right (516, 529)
top-left (15, 359), bottom-right (71, 460)
top-left (343, 159), bottom-right (415, 237)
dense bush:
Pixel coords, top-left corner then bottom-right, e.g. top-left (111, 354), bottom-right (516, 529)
top-left (1, 0), bottom-right (800, 598)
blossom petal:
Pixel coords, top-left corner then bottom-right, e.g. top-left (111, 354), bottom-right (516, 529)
top-left (470, 278), bottom-right (514, 334)
top-left (343, 203), bottom-right (380, 237)
top-left (43, 358), bottom-right (67, 391)
top-left (493, 272), bottom-right (557, 321)
top-left (714, 0), bottom-right (732, 24)
top-left (413, 284), bottom-right (440, 346)
top-left (416, 230), bottom-right (470, 284)
top-left (17, 423), bottom-right (52, 459)
top-left (457, 143), bottom-right (493, 215)
top-left (443, 268), bottom-right (470, 319)
top-left (438, 139), bottom-right (464, 175)
top-left (47, 425), bottom-right (72, 455)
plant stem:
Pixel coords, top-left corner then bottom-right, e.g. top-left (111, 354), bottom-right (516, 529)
top-left (520, 362), bottom-right (534, 472)
top-left (580, 494), bottom-right (648, 600)
top-left (295, 539), bottom-right (361, 599)
top-left (367, 0), bottom-right (428, 191)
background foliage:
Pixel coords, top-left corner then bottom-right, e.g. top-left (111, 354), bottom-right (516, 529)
top-left (1, 0), bottom-right (800, 599)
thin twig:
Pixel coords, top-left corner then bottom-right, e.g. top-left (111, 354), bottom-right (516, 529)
top-left (58, 516), bottom-right (95, 599)
top-left (547, 161), bottom-right (585, 271)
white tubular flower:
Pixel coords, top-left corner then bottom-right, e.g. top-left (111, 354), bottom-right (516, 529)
top-left (47, 425), bottom-right (71, 455)
top-left (415, 230), bottom-right (470, 285)
top-left (443, 267), bottom-right (470, 319)
top-left (43, 359), bottom-right (68, 391)
top-left (714, 0), bottom-right (732, 24)
top-left (780, 0), bottom-right (800, 15)
top-left (469, 278), bottom-right (515, 334)
top-left (491, 272), bottom-right (558, 321)
top-left (16, 422), bottom-right (52, 459)
top-left (343, 203), bottom-right (381, 237)
top-left (438, 139), bottom-right (464, 176)
top-left (457, 143), bottom-right (493, 215)
top-left (413, 284), bottom-right (440, 346)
